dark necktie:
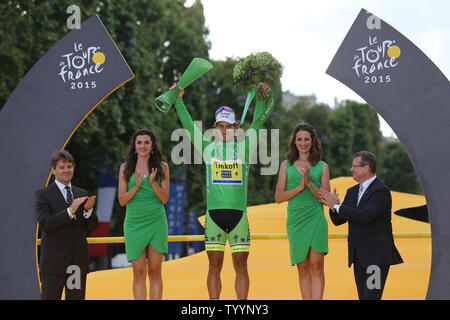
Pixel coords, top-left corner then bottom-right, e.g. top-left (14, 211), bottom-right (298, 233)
top-left (65, 186), bottom-right (73, 205)
top-left (357, 184), bottom-right (364, 206)
top-left (65, 186), bottom-right (75, 219)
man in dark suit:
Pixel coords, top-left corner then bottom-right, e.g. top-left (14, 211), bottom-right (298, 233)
top-left (36, 150), bottom-right (98, 300)
top-left (319, 151), bottom-right (403, 300)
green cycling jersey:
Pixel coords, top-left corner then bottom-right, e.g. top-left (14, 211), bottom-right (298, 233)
top-left (174, 97), bottom-right (274, 211)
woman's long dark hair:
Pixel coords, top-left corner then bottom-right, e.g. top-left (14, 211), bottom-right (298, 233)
top-left (286, 123), bottom-right (322, 166)
top-left (123, 129), bottom-right (166, 183)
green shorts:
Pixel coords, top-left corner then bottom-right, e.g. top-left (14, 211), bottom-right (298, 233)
top-left (204, 209), bottom-right (250, 253)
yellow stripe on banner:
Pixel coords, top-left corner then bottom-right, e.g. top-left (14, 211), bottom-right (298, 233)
top-left (35, 232), bottom-right (431, 245)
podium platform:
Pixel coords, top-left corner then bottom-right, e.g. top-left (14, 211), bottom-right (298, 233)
top-left (85, 177), bottom-right (430, 299)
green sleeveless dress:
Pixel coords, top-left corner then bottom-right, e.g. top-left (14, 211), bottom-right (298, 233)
top-left (286, 160), bottom-right (328, 266)
top-left (123, 173), bottom-right (168, 262)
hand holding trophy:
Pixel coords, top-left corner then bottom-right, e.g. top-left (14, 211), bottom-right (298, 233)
top-left (155, 57), bottom-right (213, 113)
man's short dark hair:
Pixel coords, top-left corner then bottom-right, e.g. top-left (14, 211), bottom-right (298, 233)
top-left (50, 150), bottom-right (75, 169)
top-left (353, 151), bottom-right (376, 173)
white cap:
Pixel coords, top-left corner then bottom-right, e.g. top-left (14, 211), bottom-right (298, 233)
top-left (215, 106), bottom-right (237, 124)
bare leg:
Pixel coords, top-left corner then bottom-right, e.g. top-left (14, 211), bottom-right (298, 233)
top-left (232, 252), bottom-right (250, 300)
top-left (207, 251), bottom-right (224, 299)
top-left (147, 244), bottom-right (164, 300)
top-left (308, 247), bottom-right (325, 300)
top-left (131, 249), bottom-right (147, 300)
top-left (296, 258), bottom-right (312, 300)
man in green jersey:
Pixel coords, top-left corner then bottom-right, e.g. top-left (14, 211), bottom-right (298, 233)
top-left (170, 82), bottom-right (273, 299)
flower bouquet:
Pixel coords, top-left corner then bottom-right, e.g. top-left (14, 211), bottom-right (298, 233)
top-left (232, 52), bottom-right (283, 126)
top-left (232, 51), bottom-right (283, 100)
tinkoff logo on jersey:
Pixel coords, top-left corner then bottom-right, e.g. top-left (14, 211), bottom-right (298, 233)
top-left (211, 158), bottom-right (242, 184)
top-left (352, 35), bottom-right (401, 84)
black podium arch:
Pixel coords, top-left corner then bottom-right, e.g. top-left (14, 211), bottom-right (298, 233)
top-left (0, 15), bottom-right (134, 299)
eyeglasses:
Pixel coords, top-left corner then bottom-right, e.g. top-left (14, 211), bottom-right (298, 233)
top-left (216, 124), bottom-right (235, 130)
top-left (351, 163), bottom-right (367, 168)
top-left (216, 106), bottom-right (234, 114)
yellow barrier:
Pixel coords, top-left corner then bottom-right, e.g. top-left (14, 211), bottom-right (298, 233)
top-left (36, 232), bottom-right (431, 245)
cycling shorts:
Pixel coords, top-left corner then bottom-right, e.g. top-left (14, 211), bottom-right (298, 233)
top-left (204, 209), bottom-right (250, 253)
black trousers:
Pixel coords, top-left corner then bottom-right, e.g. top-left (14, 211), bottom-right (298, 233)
top-left (353, 261), bottom-right (390, 300)
top-left (40, 272), bottom-right (87, 300)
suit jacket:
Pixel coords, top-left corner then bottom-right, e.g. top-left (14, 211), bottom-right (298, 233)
top-left (36, 182), bottom-right (98, 274)
top-left (330, 177), bottom-right (403, 268)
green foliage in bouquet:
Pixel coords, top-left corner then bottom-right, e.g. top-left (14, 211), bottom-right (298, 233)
top-left (232, 51), bottom-right (283, 100)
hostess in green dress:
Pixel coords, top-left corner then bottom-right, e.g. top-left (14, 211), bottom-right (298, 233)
top-left (286, 160), bottom-right (328, 266)
top-left (124, 173), bottom-right (168, 262)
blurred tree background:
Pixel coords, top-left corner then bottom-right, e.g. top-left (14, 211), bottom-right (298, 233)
top-left (0, 0), bottom-right (423, 246)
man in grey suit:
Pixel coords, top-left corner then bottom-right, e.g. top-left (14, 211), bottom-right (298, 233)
top-left (320, 151), bottom-right (403, 300)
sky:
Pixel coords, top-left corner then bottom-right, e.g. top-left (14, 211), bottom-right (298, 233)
top-left (192, 0), bottom-right (450, 137)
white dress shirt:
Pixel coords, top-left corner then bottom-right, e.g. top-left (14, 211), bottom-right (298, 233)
top-left (357, 175), bottom-right (377, 205)
top-left (54, 180), bottom-right (92, 219)
top-left (334, 175), bottom-right (377, 213)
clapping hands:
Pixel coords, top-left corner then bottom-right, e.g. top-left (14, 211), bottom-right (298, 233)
top-left (318, 188), bottom-right (340, 210)
top-left (83, 196), bottom-right (96, 211)
top-left (149, 167), bottom-right (158, 184)
top-left (135, 168), bottom-right (158, 187)
top-left (70, 195), bottom-right (96, 213)
top-left (299, 166), bottom-right (310, 185)
top-left (134, 170), bottom-right (144, 188)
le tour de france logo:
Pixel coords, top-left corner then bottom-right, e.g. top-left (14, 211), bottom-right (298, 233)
top-left (352, 35), bottom-right (402, 85)
top-left (58, 41), bottom-right (106, 90)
